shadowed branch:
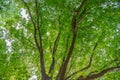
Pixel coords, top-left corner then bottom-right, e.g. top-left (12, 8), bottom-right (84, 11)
top-left (48, 32), bottom-right (61, 78)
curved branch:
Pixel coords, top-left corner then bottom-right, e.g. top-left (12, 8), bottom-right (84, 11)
top-left (77, 66), bottom-right (120, 80)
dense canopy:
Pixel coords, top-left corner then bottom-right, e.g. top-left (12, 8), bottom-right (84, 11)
top-left (0, 0), bottom-right (120, 80)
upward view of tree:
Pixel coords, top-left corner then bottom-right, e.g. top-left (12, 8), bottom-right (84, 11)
top-left (0, 0), bottom-right (120, 80)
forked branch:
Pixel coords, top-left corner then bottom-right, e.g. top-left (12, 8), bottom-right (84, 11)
top-left (58, 0), bottom-right (88, 80)
top-left (23, 0), bottom-right (47, 79)
top-left (35, 0), bottom-right (47, 79)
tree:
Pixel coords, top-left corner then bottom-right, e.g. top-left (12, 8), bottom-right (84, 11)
top-left (0, 0), bottom-right (120, 80)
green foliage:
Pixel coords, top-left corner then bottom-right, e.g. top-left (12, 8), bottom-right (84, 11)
top-left (0, 0), bottom-right (120, 79)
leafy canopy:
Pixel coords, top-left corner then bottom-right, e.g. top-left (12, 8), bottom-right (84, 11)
top-left (0, 0), bottom-right (120, 80)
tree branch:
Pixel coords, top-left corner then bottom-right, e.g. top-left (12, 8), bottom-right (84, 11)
top-left (56, 35), bottom-right (70, 80)
top-left (23, 0), bottom-right (40, 51)
top-left (66, 57), bottom-right (75, 78)
top-left (58, 31), bottom-right (77, 80)
top-left (23, 0), bottom-right (48, 79)
top-left (58, 0), bottom-right (88, 80)
top-left (23, 0), bottom-right (39, 49)
top-left (77, 8), bottom-right (87, 25)
top-left (48, 32), bottom-right (61, 77)
top-left (65, 40), bottom-right (98, 80)
top-left (23, 1), bottom-right (36, 28)
top-left (23, 0), bottom-right (40, 50)
top-left (77, 66), bottom-right (120, 80)
top-left (76, 0), bottom-right (88, 13)
top-left (72, 0), bottom-right (87, 32)
top-left (34, 0), bottom-right (48, 79)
